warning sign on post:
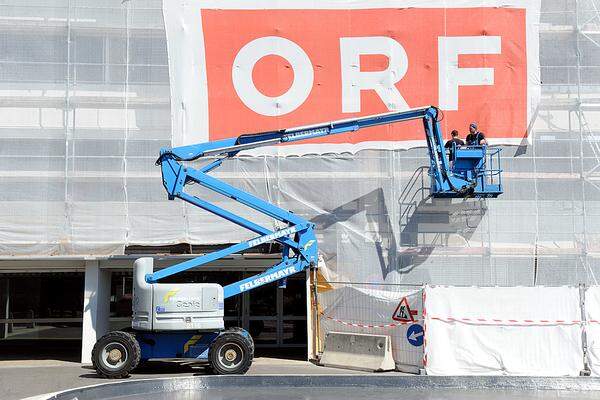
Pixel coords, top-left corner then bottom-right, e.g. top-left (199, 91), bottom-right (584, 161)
top-left (392, 297), bottom-right (417, 322)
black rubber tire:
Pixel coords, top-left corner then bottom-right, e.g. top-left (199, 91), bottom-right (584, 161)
top-left (208, 329), bottom-right (254, 375)
top-left (227, 327), bottom-right (255, 352)
top-left (91, 330), bottom-right (141, 379)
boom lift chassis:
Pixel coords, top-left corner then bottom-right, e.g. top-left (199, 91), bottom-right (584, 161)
top-left (91, 106), bottom-right (502, 377)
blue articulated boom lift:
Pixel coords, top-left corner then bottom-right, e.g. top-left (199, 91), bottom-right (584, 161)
top-left (91, 106), bottom-right (502, 377)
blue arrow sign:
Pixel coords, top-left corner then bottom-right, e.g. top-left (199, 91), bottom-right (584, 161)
top-left (406, 324), bottom-right (424, 347)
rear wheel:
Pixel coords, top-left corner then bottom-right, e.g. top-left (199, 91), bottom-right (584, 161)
top-left (208, 329), bottom-right (253, 375)
top-left (92, 330), bottom-right (141, 378)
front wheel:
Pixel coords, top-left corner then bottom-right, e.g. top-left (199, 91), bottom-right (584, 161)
top-left (208, 329), bottom-right (254, 375)
top-left (91, 330), bottom-right (141, 378)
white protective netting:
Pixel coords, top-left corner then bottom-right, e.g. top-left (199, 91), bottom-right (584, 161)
top-left (0, 0), bottom-right (599, 289)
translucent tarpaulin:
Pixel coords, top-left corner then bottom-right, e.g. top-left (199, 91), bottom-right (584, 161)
top-left (424, 286), bottom-right (584, 376)
top-left (0, 0), bottom-right (599, 290)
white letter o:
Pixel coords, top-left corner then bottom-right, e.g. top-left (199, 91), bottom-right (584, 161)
top-left (232, 36), bottom-right (313, 116)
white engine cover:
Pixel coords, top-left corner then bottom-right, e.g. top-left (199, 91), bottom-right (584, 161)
top-left (132, 257), bottom-right (224, 331)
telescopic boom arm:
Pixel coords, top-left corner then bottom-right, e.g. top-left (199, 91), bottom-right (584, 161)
top-left (150, 106), bottom-right (501, 294)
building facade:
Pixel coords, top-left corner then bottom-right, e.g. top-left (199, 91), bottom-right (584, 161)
top-left (1, 0), bottom-right (600, 362)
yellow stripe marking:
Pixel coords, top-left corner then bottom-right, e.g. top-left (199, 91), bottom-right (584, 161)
top-left (163, 288), bottom-right (180, 303)
top-left (183, 335), bottom-right (203, 353)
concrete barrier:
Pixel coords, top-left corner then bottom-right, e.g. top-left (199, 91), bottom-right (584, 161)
top-left (318, 285), bottom-right (424, 372)
top-left (319, 331), bottom-right (395, 372)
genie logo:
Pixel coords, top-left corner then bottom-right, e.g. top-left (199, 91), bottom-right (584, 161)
top-left (163, 292), bottom-right (204, 309)
top-left (175, 298), bottom-right (203, 308)
top-left (175, 299), bottom-right (202, 308)
top-left (163, 288), bottom-right (180, 304)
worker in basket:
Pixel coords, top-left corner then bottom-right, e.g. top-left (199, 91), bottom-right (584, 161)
top-left (466, 122), bottom-right (487, 145)
top-left (444, 129), bottom-right (464, 167)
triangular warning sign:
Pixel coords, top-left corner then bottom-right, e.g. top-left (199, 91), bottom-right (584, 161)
top-left (392, 297), bottom-right (416, 322)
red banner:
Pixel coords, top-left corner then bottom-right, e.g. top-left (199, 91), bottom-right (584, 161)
top-left (201, 8), bottom-right (527, 144)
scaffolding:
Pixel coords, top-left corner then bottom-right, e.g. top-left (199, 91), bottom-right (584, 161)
top-left (0, 0), bottom-right (598, 286)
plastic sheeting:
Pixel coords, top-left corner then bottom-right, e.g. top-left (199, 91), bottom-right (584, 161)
top-left (0, 0), bottom-right (598, 290)
top-left (423, 285), bottom-right (584, 376)
top-left (586, 286), bottom-right (600, 376)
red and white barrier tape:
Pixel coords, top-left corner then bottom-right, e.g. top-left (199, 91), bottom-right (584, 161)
top-left (322, 315), bottom-right (420, 329)
top-left (321, 314), bottom-right (600, 328)
top-left (428, 316), bottom-right (588, 326)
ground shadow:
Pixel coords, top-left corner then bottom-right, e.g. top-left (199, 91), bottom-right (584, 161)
top-left (79, 360), bottom-right (205, 379)
top-left (78, 347), bottom-right (307, 379)
top-left (0, 339), bottom-right (81, 362)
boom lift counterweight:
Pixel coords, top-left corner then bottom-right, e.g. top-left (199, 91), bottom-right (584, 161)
top-left (91, 106), bottom-right (502, 378)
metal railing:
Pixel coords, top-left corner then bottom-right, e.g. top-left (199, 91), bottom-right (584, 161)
top-left (481, 147), bottom-right (503, 189)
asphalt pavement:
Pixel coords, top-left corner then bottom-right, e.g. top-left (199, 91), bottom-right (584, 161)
top-left (0, 357), bottom-right (382, 400)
